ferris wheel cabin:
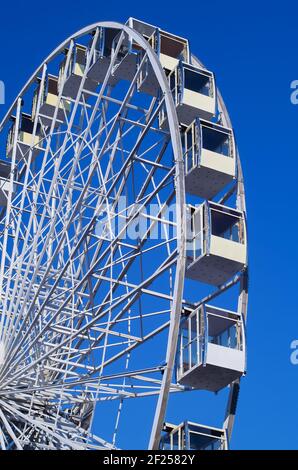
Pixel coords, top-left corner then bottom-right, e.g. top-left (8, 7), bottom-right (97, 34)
top-left (177, 305), bottom-right (245, 392)
top-left (6, 113), bottom-right (43, 161)
top-left (87, 27), bottom-right (118, 85)
top-left (128, 18), bottom-right (189, 72)
top-left (0, 160), bottom-right (12, 206)
top-left (59, 44), bottom-right (98, 99)
top-left (125, 18), bottom-right (190, 96)
top-left (186, 201), bottom-right (247, 285)
top-left (160, 422), bottom-right (228, 450)
top-left (160, 62), bottom-right (216, 128)
top-left (87, 28), bottom-right (137, 86)
top-left (182, 118), bottom-right (236, 199)
top-left (32, 75), bottom-right (71, 127)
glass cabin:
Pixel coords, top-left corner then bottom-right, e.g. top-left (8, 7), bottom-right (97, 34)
top-left (186, 201), bottom-right (247, 285)
top-left (59, 44), bottom-right (98, 99)
top-left (0, 160), bottom-right (13, 206)
top-left (32, 74), bottom-right (71, 127)
top-left (87, 28), bottom-right (139, 87)
top-left (160, 422), bottom-right (228, 450)
top-left (128, 18), bottom-right (189, 70)
top-left (6, 113), bottom-right (42, 161)
top-left (177, 305), bottom-right (245, 392)
top-left (87, 28), bottom-right (121, 86)
top-left (127, 18), bottom-right (189, 96)
top-left (182, 118), bottom-right (236, 199)
top-left (160, 62), bottom-right (216, 127)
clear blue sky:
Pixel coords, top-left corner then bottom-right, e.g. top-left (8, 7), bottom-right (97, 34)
top-left (0, 0), bottom-right (297, 450)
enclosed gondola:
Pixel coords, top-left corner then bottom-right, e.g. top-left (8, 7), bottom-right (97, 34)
top-left (186, 201), bottom-right (247, 285)
top-left (178, 304), bottom-right (246, 391)
top-left (6, 113), bottom-right (42, 161)
top-left (0, 160), bottom-right (12, 206)
top-left (59, 44), bottom-right (98, 99)
top-left (160, 62), bottom-right (216, 126)
top-left (32, 74), bottom-right (71, 127)
top-left (182, 118), bottom-right (236, 199)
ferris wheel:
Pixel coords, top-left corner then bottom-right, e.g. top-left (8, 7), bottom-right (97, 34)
top-left (0, 18), bottom-right (248, 450)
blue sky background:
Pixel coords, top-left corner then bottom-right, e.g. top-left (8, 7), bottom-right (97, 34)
top-left (0, 0), bottom-right (297, 449)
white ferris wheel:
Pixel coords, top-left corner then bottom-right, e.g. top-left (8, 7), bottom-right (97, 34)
top-left (0, 18), bottom-right (248, 450)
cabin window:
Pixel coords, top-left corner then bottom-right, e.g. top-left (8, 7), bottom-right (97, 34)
top-left (186, 206), bottom-right (203, 260)
top-left (160, 422), bottom-right (226, 450)
top-left (182, 125), bottom-right (196, 173)
top-left (48, 77), bottom-right (58, 95)
top-left (188, 424), bottom-right (226, 450)
top-left (210, 207), bottom-right (244, 244)
top-left (169, 71), bottom-right (176, 93)
top-left (180, 309), bottom-right (200, 374)
top-left (0, 161), bottom-right (10, 179)
top-left (207, 310), bottom-right (242, 350)
top-left (21, 117), bottom-right (34, 134)
top-left (202, 125), bottom-right (231, 157)
top-left (160, 32), bottom-right (187, 60)
top-left (184, 68), bottom-right (212, 97)
top-left (76, 47), bottom-right (86, 65)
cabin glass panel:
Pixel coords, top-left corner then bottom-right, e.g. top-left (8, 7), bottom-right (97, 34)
top-left (202, 122), bottom-right (232, 158)
top-left (187, 423), bottom-right (227, 450)
top-left (0, 160), bottom-right (12, 206)
top-left (186, 205), bottom-right (204, 262)
top-left (182, 121), bottom-right (199, 174)
top-left (180, 308), bottom-right (201, 375)
top-left (158, 31), bottom-right (189, 66)
top-left (60, 45), bottom-right (86, 83)
top-left (184, 67), bottom-right (213, 97)
top-left (210, 205), bottom-right (244, 244)
top-left (160, 422), bottom-right (227, 450)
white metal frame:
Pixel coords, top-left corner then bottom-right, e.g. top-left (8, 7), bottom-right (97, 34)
top-left (0, 19), bottom-right (248, 451)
